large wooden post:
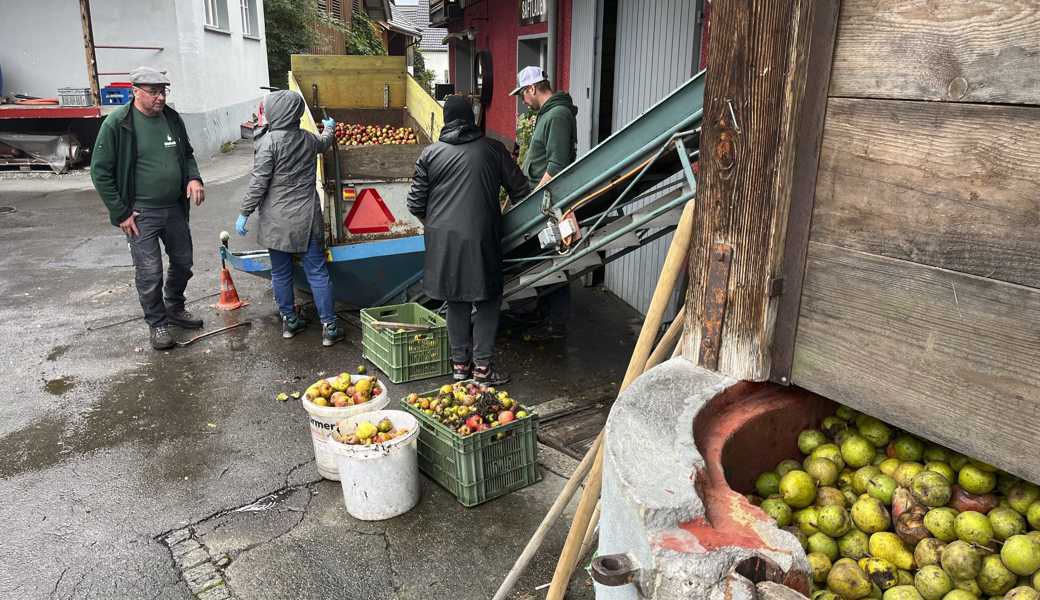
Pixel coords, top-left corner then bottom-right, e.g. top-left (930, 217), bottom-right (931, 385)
top-left (78, 0), bottom-right (101, 107)
top-left (683, 0), bottom-right (840, 381)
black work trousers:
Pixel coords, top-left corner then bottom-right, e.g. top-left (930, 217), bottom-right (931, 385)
top-left (446, 297), bottom-right (501, 366)
top-left (126, 205), bottom-right (194, 327)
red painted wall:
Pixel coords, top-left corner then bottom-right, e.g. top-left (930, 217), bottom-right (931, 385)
top-left (448, 0), bottom-right (572, 144)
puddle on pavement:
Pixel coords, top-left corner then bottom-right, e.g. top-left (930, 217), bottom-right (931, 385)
top-left (44, 375), bottom-right (77, 395)
top-left (1, 354), bottom-right (233, 480)
top-left (46, 345), bottom-right (71, 361)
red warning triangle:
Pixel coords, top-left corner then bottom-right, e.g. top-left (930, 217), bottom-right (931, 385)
top-left (344, 188), bottom-right (396, 234)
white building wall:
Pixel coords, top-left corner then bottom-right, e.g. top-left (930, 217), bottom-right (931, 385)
top-left (423, 50), bottom-right (450, 85)
top-left (0, 0), bottom-right (270, 158)
top-left (0, 0), bottom-right (91, 97)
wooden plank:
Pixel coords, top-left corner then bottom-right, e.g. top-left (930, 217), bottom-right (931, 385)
top-left (326, 108), bottom-right (405, 127)
top-left (791, 242), bottom-right (1040, 483)
top-left (405, 74), bottom-right (444, 141)
top-left (684, 0), bottom-right (838, 381)
top-left (829, 0), bottom-right (1040, 104)
top-left (538, 404), bottom-right (613, 460)
top-left (290, 55), bottom-right (407, 109)
top-left (336, 144), bottom-right (424, 179)
top-left (812, 97), bottom-right (1040, 289)
top-left (769, 0), bottom-right (841, 384)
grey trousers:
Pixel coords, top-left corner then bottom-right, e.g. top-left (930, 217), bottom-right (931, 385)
top-left (446, 297), bottom-right (501, 366)
top-left (126, 206), bottom-right (194, 327)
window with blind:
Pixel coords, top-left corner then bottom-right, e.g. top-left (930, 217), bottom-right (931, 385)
top-left (204, 0), bottom-right (229, 31)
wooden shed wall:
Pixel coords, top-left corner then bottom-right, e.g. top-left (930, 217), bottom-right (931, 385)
top-left (789, 0), bottom-right (1040, 482)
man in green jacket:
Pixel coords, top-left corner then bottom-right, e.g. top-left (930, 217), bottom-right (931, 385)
top-left (512, 66), bottom-right (578, 189)
top-left (510, 66), bottom-right (578, 339)
top-left (91, 67), bottom-right (206, 350)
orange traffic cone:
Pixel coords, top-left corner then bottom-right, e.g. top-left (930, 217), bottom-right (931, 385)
top-left (213, 266), bottom-right (248, 310)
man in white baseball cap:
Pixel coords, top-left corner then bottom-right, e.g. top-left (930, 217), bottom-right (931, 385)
top-left (510, 65), bottom-right (578, 341)
top-left (508, 66), bottom-right (549, 97)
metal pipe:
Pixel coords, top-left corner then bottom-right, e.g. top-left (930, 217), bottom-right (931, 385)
top-left (590, 553), bottom-right (641, 588)
top-left (577, 179), bottom-right (685, 226)
top-left (547, 0), bottom-right (557, 85)
top-left (502, 110), bottom-right (702, 250)
top-left (504, 190), bottom-right (695, 298)
top-left (575, 131), bottom-right (697, 250)
top-left (94, 44), bottom-right (164, 50)
top-left (502, 175), bottom-right (687, 266)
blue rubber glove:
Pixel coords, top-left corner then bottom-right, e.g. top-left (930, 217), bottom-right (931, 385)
top-left (235, 214), bottom-right (248, 236)
top-left (322, 117), bottom-right (335, 130)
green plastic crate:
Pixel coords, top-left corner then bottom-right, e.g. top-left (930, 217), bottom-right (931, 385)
top-left (361, 303), bottom-right (450, 383)
top-left (400, 395), bottom-right (540, 507)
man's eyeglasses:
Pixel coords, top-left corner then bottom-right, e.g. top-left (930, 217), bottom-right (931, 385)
top-left (134, 85), bottom-right (168, 97)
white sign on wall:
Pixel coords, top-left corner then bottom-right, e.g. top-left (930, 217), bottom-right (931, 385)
top-left (519, 0), bottom-right (547, 25)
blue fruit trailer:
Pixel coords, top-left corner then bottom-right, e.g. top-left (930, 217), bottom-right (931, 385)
top-left (220, 56), bottom-right (438, 308)
top-left (222, 55), bottom-right (707, 312)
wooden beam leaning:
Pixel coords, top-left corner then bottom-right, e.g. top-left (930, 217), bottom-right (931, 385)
top-left (489, 434), bottom-right (601, 600)
top-left (683, 0), bottom-right (841, 381)
top-left (545, 201), bottom-right (697, 600)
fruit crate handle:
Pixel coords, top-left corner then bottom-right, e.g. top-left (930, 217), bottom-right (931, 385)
top-left (375, 307), bottom-right (400, 319)
top-left (409, 333), bottom-right (435, 345)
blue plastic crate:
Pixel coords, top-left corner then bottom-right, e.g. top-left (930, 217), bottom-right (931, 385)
top-left (101, 86), bottom-right (132, 106)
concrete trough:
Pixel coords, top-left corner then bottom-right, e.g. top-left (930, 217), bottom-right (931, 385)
top-left (597, 358), bottom-right (833, 600)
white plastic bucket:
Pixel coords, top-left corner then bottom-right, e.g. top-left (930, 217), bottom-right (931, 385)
top-left (300, 375), bottom-right (389, 480)
top-left (325, 409), bottom-right (420, 521)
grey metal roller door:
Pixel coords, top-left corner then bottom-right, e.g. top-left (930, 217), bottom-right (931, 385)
top-left (605, 0), bottom-right (700, 315)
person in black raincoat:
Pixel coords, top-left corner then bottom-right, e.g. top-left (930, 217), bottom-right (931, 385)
top-left (236, 90), bottom-right (345, 346)
top-left (407, 95), bottom-right (530, 384)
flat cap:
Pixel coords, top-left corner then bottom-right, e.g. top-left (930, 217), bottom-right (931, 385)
top-left (128, 66), bottom-right (170, 86)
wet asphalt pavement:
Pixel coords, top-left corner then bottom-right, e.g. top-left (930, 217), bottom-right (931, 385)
top-left (0, 146), bottom-right (640, 599)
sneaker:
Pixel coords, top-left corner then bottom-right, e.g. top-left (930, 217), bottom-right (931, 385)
top-left (322, 321), bottom-right (345, 347)
top-left (473, 363), bottom-right (510, 386)
top-left (150, 325), bottom-right (175, 350)
top-left (452, 362), bottom-right (472, 381)
top-left (524, 323), bottom-right (567, 342)
top-left (167, 307), bottom-right (203, 329)
top-left (282, 313), bottom-right (307, 338)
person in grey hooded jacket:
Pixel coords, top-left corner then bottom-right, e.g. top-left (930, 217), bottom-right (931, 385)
top-left (236, 90), bottom-right (344, 346)
top-left (407, 95), bottom-right (530, 384)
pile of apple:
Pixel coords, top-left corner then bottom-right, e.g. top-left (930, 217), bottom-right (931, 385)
top-left (404, 382), bottom-right (530, 437)
top-left (332, 416), bottom-right (408, 446)
top-left (332, 123), bottom-right (418, 146)
top-left (304, 373), bottom-right (383, 408)
top-left (748, 405), bottom-right (1040, 600)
